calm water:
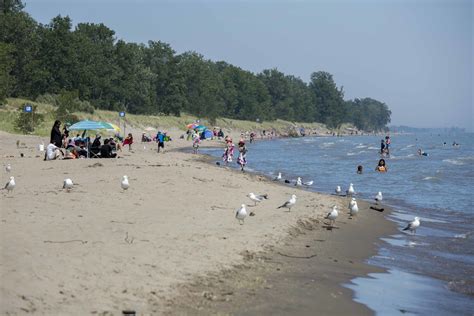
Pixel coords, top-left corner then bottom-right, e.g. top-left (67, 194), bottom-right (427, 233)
top-left (204, 133), bottom-right (474, 315)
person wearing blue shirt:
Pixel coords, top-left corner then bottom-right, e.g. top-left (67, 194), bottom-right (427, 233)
top-left (156, 131), bottom-right (165, 153)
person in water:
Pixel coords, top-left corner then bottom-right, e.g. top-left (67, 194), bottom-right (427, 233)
top-left (375, 159), bottom-right (387, 172)
top-left (357, 165), bottom-right (363, 174)
top-left (417, 149), bottom-right (429, 156)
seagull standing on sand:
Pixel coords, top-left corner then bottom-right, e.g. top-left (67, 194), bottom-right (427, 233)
top-left (295, 177), bottom-right (302, 186)
top-left (277, 194), bottom-right (297, 212)
top-left (403, 217), bottom-right (420, 234)
top-left (375, 192), bottom-right (383, 204)
top-left (325, 205), bottom-right (339, 227)
top-left (349, 199), bottom-right (359, 217)
top-left (247, 193), bottom-right (268, 206)
top-left (4, 176), bottom-right (15, 193)
top-left (335, 186), bottom-right (341, 195)
top-left (5, 164), bottom-right (11, 173)
top-left (121, 175), bottom-right (129, 191)
top-left (274, 172), bottom-right (282, 181)
top-left (235, 204), bottom-right (247, 225)
top-left (347, 183), bottom-right (355, 196)
top-left (63, 178), bottom-right (73, 192)
top-left (303, 180), bottom-right (313, 186)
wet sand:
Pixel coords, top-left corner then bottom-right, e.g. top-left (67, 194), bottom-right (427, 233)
top-left (0, 130), bottom-right (395, 315)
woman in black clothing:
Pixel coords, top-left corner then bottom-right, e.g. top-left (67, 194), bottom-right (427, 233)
top-left (50, 120), bottom-right (63, 148)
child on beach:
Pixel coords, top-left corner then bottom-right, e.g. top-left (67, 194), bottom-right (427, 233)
top-left (192, 135), bottom-right (201, 154)
top-left (123, 133), bottom-right (133, 151)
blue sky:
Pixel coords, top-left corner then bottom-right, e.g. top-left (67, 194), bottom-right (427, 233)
top-left (24, 0), bottom-right (473, 130)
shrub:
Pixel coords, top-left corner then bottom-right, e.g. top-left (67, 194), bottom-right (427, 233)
top-left (15, 104), bottom-right (44, 134)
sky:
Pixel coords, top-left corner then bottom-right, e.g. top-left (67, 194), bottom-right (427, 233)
top-left (24, 0), bottom-right (473, 130)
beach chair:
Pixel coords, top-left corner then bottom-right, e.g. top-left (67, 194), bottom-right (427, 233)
top-left (89, 146), bottom-right (101, 158)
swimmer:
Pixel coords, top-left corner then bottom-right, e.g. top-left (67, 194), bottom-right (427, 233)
top-left (375, 159), bottom-right (387, 172)
top-left (357, 165), bottom-right (363, 174)
top-left (417, 149), bottom-right (429, 156)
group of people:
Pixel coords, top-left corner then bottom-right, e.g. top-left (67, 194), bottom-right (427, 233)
top-left (380, 135), bottom-right (391, 156)
top-left (222, 135), bottom-right (248, 172)
top-left (46, 120), bottom-right (129, 160)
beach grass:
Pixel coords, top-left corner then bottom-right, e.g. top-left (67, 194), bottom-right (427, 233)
top-left (0, 98), bottom-right (339, 137)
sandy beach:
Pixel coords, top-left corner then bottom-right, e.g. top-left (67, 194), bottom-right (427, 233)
top-left (0, 130), bottom-right (395, 315)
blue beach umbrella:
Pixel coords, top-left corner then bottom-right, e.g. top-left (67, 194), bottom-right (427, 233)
top-left (69, 120), bottom-right (112, 130)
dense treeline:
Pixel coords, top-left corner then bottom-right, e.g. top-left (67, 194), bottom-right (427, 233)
top-left (0, 1), bottom-right (391, 130)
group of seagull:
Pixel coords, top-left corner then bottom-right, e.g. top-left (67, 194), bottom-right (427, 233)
top-left (274, 173), bottom-right (313, 187)
top-left (2, 163), bottom-right (420, 234)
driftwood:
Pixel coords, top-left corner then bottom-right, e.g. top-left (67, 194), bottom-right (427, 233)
top-left (277, 252), bottom-right (317, 259)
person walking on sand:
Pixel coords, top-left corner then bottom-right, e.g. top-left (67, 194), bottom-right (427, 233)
top-left (192, 134), bottom-right (201, 154)
top-left (156, 131), bottom-right (165, 153)
top-left (222, 138), bottom-right (235, 166)
top-left (237, 140), bottom-right (248, 172)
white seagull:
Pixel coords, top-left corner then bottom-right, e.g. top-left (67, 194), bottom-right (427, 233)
top-left (248, 192), bottom-right (269, 206)
top-left (4, 176), bottom-right (15, 193)
top-left (349, 199), bottom-right (359, 217)
top-left (5, 164), bottom-right (11, 173)
top-left (235, 204), bottom-right (247, 225)
top-left (403, 217), bottom-right (420, 234)
top-left (273, 172), bottom-right (282, 181)
top-left (295, 177), bottom-right (302, 186)
top-left (325, 205), bottom-right (339, 227)
top-left (375, 192), bottom-right (383, 204)
top-left (303, 180), bottom-right (314, 186)
top-left (347, 183), bottom-right (355, 196)
top-left (335, 186), bottom-right (342, 195)
top-left (277, 194), bottom-right (297, 212)
top-left (121, 175), bottom-right (130, 191)
top-left (63, 178), bottom-right (74, 192)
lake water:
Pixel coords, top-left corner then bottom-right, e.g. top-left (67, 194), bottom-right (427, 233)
top-left (204, 132), bottom-right (474, 315)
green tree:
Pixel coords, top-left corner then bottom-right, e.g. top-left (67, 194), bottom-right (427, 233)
top-left (0, 42), bottom-right (14, 103)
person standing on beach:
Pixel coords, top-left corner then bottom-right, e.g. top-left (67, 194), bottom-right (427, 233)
top-left (156, 131), bottom-right (165, 153)
top-left (237, 140), bottom-right (248, 172)
top-left (222, 138), bottom-right (235, 166)
top-left (50, 120), bottom-right (63, 148)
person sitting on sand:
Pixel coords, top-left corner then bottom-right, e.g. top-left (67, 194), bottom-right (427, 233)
top-left (45, 142), bottom-right (63, 161)
top-left (375, 159), bottom-right (387, 172)
top-left (100, 139), bottom-right (117, 158)
top-left (357, 165), bottom-right (363, 174)
top-left (217, 129), bottom-right (224, 139)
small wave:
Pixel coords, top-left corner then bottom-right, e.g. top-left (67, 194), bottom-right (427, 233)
top-left (422, 176), bottom-right (439, 181)
top-left (355, 145), bottom-right (367, 149)
top-left (347, 152), bottom-right (356, 156)
top-left (443, 159), bottom-right (465, 166)
top-left (454, 232), bottom-right (472, 239)
top-left (368, 146), bottom-right (379, 150)
top-left (320, 142), bottom-right (335, 148)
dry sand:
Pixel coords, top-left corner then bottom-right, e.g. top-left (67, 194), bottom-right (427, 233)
top-left (0, 130), bottom-right (395, 315)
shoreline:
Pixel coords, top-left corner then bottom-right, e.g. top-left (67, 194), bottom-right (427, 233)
top-left (0, 130), bottom-right (396, 315)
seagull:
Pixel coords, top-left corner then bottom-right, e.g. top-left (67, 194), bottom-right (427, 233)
top-left (375, 192), bottom-right (383, 204)
top-left (295, 177), bottom-right (302, 186)
top-left (346, 183), bottom-right (355, 196)
top-left (4, 176), bottom-right (15, 193)
top-left (247, 192), bottom-right (269, 206)
top-left (335, 186), bottom-right (341, 195)
top-left (273, 172), bottom-right (282, 181)
top-left (63, 178), bottom-right (73, 192)
top-left (235, 204), bottom-right (247, 225)
top-left (325, 205), bottom-right (339, 227)
top-left (303, 180), bottom-right (314, 186)
top-left (349, 197), bottom-right (357, 209)
top-left (403, 217), bottom-right (420, 234)
top-left (121, 175), bottom-right (129, 191)
top-left (5, 164), bottom-right (11, 173)
top-left (349, 199), bottom-right (359, 217)
top-left (277, 194), bottom-right (297, 212)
